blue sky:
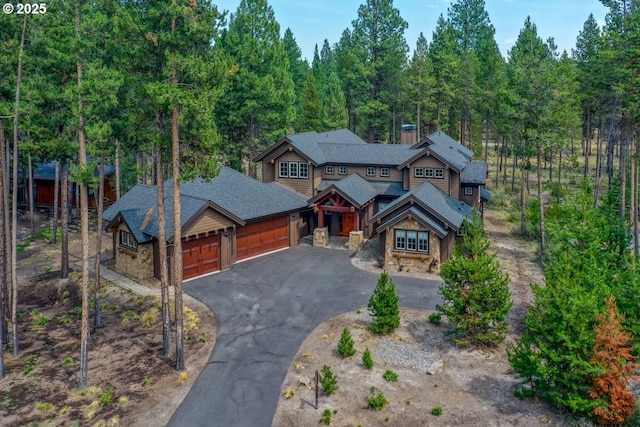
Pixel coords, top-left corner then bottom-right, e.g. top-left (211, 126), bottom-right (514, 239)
top-left (219, 0), bottom-right (609, 61)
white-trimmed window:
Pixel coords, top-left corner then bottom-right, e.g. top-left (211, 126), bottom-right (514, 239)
top-left (325, 165), bottom-right (334, 175)
top-left (464, 186), bottom-right (473, 195)
top-left (380, 167), bottom-right (390, 177)
top-left (289, 162), bottom-right (298, 178)
top-left (407, 232), bottom-right (417, 251)
top-left (434, 168), bottom-right (444, 179)
top-left (395, 230), bottom-right (406, 250)
top-left (299, 163), bottom-right (309, 178)
top-left (366, 166), bottom-right (376, 176)
top-left (424, 168), bottom-right (434, 178)
top-left (120, 230), bottom-right (137, 252)
top-left (414, 168), bottom-right (424, 178)
top-left (338, 165), bottom-right (348, 175)
top-left (279, 162), bottom-right (289, 177)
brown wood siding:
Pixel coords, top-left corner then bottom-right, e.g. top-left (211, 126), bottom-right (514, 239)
top-left (440, 232), bottom-right (456, 262)
top-left (289, 212), bottom-right (301, 245)
top-left (313, 167), bottom-right (322, 195)
top-left (460, 185), bottom-right (480, 209)
top-left (403, 169), bottom-right (409, 191)
top-left (262, 161), bottom-right (275, 182)
top-left (275, 152), bottom-right (313, 197)
top-left (409, 156), bottom-right (449, 192)
top-left (183, 208), bottom-right (234, 238)
top-left (320, 165), bottom-right (402, 182)
top-left (450, 170), bottom-right (460, 199)
top-left (220, 231), bottom-right (233, 269)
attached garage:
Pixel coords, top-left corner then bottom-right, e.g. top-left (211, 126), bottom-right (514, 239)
top-left (182, 234), bottom-right (220, 280)
top-left (236, 216), bottom-right (289, 261)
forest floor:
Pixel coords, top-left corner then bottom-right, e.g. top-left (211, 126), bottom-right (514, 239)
top-left (0, 213), bottom-right (215, 427)
top-left (271, 209), bottom-right (581, 427)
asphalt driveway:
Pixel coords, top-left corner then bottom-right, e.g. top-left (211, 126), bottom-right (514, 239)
top-left (168, 245), bottom-right (442, 427)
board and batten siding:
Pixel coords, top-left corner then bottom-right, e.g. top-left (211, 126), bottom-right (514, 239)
top-left (262, 160), bottom-right (275, 182)
top-left (449, 170), bottom-right (460, 199)
top-left (320, 165), bottom-right (401, 182)
top-left (409, 156), bottom-right (449, 194)
top-left (183, 208), bottom-right (234, 238)
top-left (276, 151), bottom-right (314, 197)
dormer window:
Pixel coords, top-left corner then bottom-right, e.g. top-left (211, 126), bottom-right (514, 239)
top-left (338, 165), bottom-right (348, 175)
top-left (366, 166), bottom-right (376, 176)
top-left (380, 167), bottom-right (390, 177)
top-left (434, 168), bottom-right (444, 179)
top-left (414, 168), bottom-right (424, 178)
top-left (120, 230), bottom-right (138, 252)
top-left (325, 165), bottom-right (334, 175)
top-left (464, 187), bottom-right (473, 195)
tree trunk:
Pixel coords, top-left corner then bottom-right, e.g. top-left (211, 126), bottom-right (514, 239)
top-left (155, 114), bottom-right (172, 358)
top-left (520, 165), bottom-right (526, 235)
top-left (511, 153), bottom-right (517, 193)
top-left (115, 139), bottom-right (120, 200)
top-left (52, 160), bottom-right (59, 244)
top-left (76, 2), bottom-right (90, 389)
top-left (633, 138), bottom-right (639, 258)
top-left (584, 109), bottom-right (591, 178)
top-left (537, 145), bottom-right (546, 259)
top-left (94, 155), bottom-right (105, 328)
top-left (594, 123), bottom-right (602, 207)
top-left (60, 162), bottom-right (69, 279)
top-left (620, 129), bottom-right (627, 219)
top-left (0, 121), bottom-right (6, 367)
top-left (28, 154), bottom-right (34, 241)
top-left (171, 16), bottom-right (185, 372)
top-left (557, 145), bottom-right (563, 204)
top-left (11, 13), bottom-right (28, 357)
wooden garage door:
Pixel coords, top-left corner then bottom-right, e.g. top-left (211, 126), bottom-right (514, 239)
top-left (236, 216), bottom-right (289, 261)
top-left (182, 234), bottom-right (220, 280)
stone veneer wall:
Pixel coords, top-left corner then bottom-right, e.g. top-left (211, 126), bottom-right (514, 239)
top-left (115, 241), bottom-right (155, 281)
top-left (384, 218), bottom-right (441, 273)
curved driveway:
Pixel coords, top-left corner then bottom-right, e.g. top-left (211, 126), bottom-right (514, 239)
top-left (169, 245), bottom-right (441, 427)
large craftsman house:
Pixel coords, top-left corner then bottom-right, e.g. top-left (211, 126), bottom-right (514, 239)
top-left (104, 129), bottom-right (489, 281)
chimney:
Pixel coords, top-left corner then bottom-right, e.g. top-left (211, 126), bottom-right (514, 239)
top-left (401, 124), bottom-right (417, 145)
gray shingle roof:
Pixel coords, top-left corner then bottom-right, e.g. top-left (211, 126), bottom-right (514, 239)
top-left (312, 174), bottom-right (377, 208)
top-left (461, 162), bottom-right (488, 184)
top-left (481, 188), bottom-right (492, 201)
top-left (425, 139), bottom-right (471, 172)
top-left (375, 206), bottom-right (448, 238)
top-left (104, 167), bottom-right (309, 241)
top-left (371, 180), bottom-right (471, 230)
top-left (319, 179), bottom-right (405, 198)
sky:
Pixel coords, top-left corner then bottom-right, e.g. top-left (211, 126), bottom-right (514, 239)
top-left (218, 0), bottom-right (609, 61)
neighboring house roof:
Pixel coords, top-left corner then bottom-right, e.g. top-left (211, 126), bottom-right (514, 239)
top-left (460, 162), bottom-right (488, 184)
top-left (481, 188), bottom-right (492, 202)
top-left (22, 160), bottom-right (115, 181)
top-left (104, 167), bottom-right (309, 242)
top-left (371, 180), bottom-right (472, 231)
top-left (375, 206), bottom-right (448, 238)
top-left (311, 174), bottom-right (378, 208)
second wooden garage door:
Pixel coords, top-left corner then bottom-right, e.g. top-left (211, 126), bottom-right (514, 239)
top-left (236, 216), bottom-right (288, 261)
top-left (182, 234), bottom-right (220, 280)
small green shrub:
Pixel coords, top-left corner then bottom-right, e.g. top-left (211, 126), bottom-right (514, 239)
top-left (122, 310), bottom-right (138, 324)
top-left (428, 312), bottom-right (442, 325)
top-left (320, 365), bottom-right (338, 396)
top-left (431, 406), bottom-right (443, 416)
top-left (31, 309), bottom-right (49, 326)
top-left (22, 356), bottom-right (41, 376)
top-left (367, 387), bottom-right (388, 411)
top-left (100, 387), bottom-right (115, 405)
top-left (62, 357), bottom-right (73, 366)
top-left (362, 347), bottom-right (374, 370)
top-left (319, 408), bottom-right (332, 425)
top-left (34, 401), bottom-right (53, 412)
top-left (35, 228), bottom-right (62, 244)
top-left (142, 377), bottom-right (150, 387)
top-left (17, 242), bottom-right (31, 253)
top-left (367, 272), bottom-right (400, 334)
top-left (337, 327), bottom-right (356, 358)
top-left (139, 308), bottom-right (158, 327)
top-left (513, 388), bottom-right (534, 400)
top-left (383, 369), bottom-right (398, 382)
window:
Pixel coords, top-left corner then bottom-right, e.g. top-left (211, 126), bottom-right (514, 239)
top-left (394, 230), bottom-right (429, 253)
top-left (289, 162), bottom-right (298, 178)
top-left (325, 165), bottom-right (334, 175)
top-left (299, 163), bottom-right (309, 178)
top-left (366, 166), bottom-right (376, 176)
top-left (395, 230), bottom-right (406, 250)
top-left (338, 165), bottom-right (348, 175)
top-left (279, 162), bottom-right (288, 177)
top-left (380, 167), bottom-right (390, 177)
top-left (434, 168), bottom-right (444, 179)
top-left (424, 168), bottom-right (433, 178)
top-left (414, 168), bottom-right (424, 178)
top-left (120, 230), bottom-right (137, 252)
top-left (418, 232), bottom-right (429, 252)
top-left (406, 231), bottom-right (417, 251)
top-left (464, 186), bottom-right (473, 195)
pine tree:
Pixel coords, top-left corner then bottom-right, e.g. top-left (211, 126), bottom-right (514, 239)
top-left (589, 296), bottom-right (638, 425)
top-left (337, 327), bottom-right (356, 358)
top-left (362, 347), bottom-right (374, 369)
top-left (367, 271), bottom-right (400, 334)
top-left (299, 72), bottom-right (322, 132)
top-left (437, 211), bottom-right (511, 346)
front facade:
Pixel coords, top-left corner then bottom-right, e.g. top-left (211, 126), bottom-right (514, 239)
top-left (255, 129), bottom-right (490, 272)
top-left (104, 167), bottom-right (309, 281)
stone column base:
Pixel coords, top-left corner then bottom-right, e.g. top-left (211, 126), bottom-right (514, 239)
top-left (348, 231), bottom-right (364, 251)
top-left (313, 227), bottom-right (329, 247)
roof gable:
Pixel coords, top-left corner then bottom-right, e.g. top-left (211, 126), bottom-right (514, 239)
top-left (375, 206), bottom-right (448, 238)
top-left (309, 174), bottom-right (377, 208)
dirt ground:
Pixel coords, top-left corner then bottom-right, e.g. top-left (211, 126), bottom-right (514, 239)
top-left (0, 213), bottom-right (216, 427)
top-left (272, 209), bottom-right (575, 427)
